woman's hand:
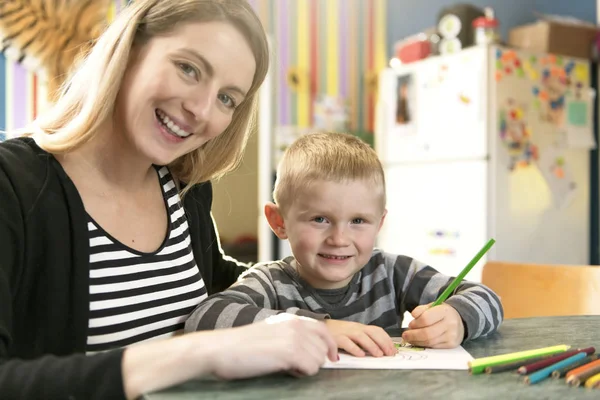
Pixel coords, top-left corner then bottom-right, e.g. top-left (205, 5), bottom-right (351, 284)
top-left (324, 319), bottom-right (396, 357)
top-left (122, 314), bottom-right (337, 399)
top-left (207, 314), bottom-right (339, 380)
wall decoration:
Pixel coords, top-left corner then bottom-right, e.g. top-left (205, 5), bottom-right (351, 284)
top-left (0, 0), bottom-right (119, 136)
top-left (0, 0), bottom-right (111, 100)
top-left (395, 74), bottom-right (413, 125)
top-left (313, 95), bottom-right (349, 132)
top-left (250, 0), bottom-right (387, 138)
top-left (498, 98), bottom-right (538, 170)
top-left (537, 145), bottom-right (577, 209)
top-left (564, 90), bottom-right (596, 149)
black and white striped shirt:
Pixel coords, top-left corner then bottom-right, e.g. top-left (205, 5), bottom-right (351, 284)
top-left (86, 166), bottom-right (207, 353)
top-left (185, 250), bottom-right (504, 341)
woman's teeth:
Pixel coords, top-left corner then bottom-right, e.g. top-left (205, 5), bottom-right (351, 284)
top-left (156, 110), bottom-right (192, 138)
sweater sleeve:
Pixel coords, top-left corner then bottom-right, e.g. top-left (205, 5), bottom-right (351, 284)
top-left (390, 253), bottom-right (504, 342)
top-left (184, 265), bottom-right (328, 331)
top-left (0, 161), bottom-right (126, 400)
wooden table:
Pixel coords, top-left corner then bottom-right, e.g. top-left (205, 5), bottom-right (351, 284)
top-left (144, 316), bottom-right (600, 399)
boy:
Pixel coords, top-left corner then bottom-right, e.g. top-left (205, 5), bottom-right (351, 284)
top-left (185, 132), bottom-right (503, 357)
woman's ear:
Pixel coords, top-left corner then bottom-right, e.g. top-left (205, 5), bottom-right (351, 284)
top-left (264, 202), bottom-right (288, 239)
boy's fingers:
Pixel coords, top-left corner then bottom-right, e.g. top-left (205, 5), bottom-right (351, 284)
top-left (366, 328), bottom-right (396, 356)
top-left (403, 323), bottom-right (446, 346)
top-left (409, 305), bottom-right (443, 329)
top-left (352, 333), bottom-right (384, 357)
top-left (410, 304), bottom-right (430, 319)
top-left (338, 336), bottom-right (366, 357)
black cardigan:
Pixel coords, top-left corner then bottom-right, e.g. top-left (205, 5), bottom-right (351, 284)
top-left (0, 137), bottom-right (248, 399)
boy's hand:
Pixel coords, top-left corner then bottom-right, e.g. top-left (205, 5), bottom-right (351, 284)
top-left (401, 303), bottom-right (464, 348)
top-left (324, 320), bottom-right (397, 357)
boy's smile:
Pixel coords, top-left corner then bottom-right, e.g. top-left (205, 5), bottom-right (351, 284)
top-left (267, 179), bottom-right (386, 289)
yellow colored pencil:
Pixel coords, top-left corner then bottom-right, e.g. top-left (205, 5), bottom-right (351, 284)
top-left (468, 345), bottom-right (571, 375)
top-left (584, 372), bottom-right (600, 389)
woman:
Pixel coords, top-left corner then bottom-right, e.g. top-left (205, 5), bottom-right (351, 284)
top-left (0, 0), bottom-right (337, 399)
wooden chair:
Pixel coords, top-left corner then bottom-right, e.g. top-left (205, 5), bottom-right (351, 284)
top-left (481, 261), bottom-right (600, 319)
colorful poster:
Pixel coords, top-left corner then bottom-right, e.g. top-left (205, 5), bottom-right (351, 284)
top-left (536, 145), bottom-right (577, 209)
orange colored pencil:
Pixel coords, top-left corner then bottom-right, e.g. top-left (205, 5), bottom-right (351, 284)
top-left (566, 359), bottom-right (600, 386)
top-left (566, 358), bottom-right (600, 379)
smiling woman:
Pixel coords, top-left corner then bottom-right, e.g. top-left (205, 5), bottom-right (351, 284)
top-left (0, 1), bottom-right (339, 400)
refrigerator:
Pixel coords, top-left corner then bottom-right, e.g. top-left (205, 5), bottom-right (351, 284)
top-left (375, 45), bottom-right (595, 282)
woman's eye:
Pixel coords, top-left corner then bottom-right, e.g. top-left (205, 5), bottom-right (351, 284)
top-left (178, 63), bottom-right (199, 80)
top-left (218, 93), bottom-right (237, 109)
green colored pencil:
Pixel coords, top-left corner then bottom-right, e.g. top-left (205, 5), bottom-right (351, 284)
top-left (468, 345), bottom-right (571, 375)
top-left (431, 238), bottom-right (496, 307)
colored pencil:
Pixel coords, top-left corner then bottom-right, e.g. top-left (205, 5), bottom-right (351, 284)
top-left (566, 358), bottom-right (600, 381)
top-left (584, 372), bottom-right (600, 389)
top-left (485, 354), bottom-right (553, 374)
top-left (517, 347), bottom-right (595, 375)
top-left (552, 354), bottom-right (598, 378)
top-left (524, 352), bottom-right (588, 385)
top-left (567, 362), bottom-right (600, 387)
top-left (468, 345), bottom-right (571, 375)
top-left (431, 238), bottom-right (495, 307)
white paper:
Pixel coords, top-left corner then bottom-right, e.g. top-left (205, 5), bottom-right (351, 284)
top-left (322, 338), bottom-right (473, 370)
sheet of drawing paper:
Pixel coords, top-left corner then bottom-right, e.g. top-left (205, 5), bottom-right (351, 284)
top-left (322, 338), bottom-right (473, 370)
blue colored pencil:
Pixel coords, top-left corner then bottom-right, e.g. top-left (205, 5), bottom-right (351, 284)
top-left (524, 352), bottom-right (588, 385)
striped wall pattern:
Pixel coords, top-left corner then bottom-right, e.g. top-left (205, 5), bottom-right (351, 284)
top-left (0, 0), bottom-right (386, 141)
top-left (249, 0), bottom-right (387, 134)
top-left (0, 56), bottom-right (47, 140)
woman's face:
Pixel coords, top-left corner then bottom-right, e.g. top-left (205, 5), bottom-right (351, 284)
top-left (115, 21), bottom-right (256, 166)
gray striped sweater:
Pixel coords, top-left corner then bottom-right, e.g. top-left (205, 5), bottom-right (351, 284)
top-left (185, 249), bottom-right (503, 341)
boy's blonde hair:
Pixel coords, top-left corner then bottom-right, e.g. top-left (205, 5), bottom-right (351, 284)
top-left (273, 132), bottom-right (386, 214)
top-left (27, 0), bottom-right (269, 192)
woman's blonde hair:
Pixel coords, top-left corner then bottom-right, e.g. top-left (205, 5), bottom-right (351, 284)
top-left (273, 132), bottom-right (386, 215)
top-left (29, 0), bottom-right (269, 189)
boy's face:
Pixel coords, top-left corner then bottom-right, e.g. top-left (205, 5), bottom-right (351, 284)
top-left (267, 179), bottom-right (386, 289)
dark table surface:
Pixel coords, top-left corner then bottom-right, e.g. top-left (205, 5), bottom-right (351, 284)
top-left (144, 316), bottom-right (600, 399)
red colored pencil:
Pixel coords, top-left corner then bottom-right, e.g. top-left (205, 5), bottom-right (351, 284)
top-left (517, 347), bottom-right (596, 375)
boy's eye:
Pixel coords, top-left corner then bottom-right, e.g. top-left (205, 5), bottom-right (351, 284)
top-left (352, 218), bottom-right (365, 224)
top-left (313, 217), bottom-right (326, 223)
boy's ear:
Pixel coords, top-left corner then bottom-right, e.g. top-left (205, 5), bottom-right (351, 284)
top-left (378, 209), bottom-right (387, 231)
top-left (264, 202), bottom-right (288, 240)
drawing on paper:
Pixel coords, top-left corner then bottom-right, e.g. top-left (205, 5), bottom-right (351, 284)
top-left (394, 339), bottom-right (426, 353)
top-left (322, 336), bottom-right (473, 370)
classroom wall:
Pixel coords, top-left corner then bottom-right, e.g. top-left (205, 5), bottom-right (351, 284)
top-left (386, 1), bottom-right (596, 55)
top-left (533, 0), bottom-right (596, 23)
top-left (212, 0), bottom-right (389, 243)
top-left (211, 131), bottom-right (259, 243)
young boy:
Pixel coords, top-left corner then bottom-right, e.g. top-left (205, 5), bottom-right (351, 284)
top-left (185, 132), bottom-right (503, 358)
